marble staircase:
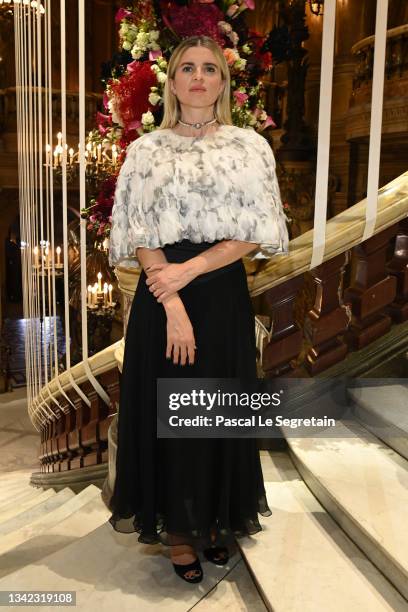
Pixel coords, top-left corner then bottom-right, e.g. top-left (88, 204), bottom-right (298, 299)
top-left (0, 389), bottom-right (407, 610)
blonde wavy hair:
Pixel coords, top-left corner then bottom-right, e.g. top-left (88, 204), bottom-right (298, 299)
top-left (158, 35), bottom-right (233, 129)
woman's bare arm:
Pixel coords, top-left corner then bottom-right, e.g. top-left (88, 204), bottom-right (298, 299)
top-left (136, 246), bottom-right (182, 308)
top-left (179, 240), bottom-right (259, 277)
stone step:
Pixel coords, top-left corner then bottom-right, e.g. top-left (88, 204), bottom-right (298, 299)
top-left (348, 383), bottom-right (408, 461)
top-left (0, 512), bottom-right (245, 610)
top-left (0, 488), bottom-right (56, 524)
top-left (0, 488), bottom-right (75, 536)
top-left (0, 485), bottom-right (267, 610)
top-left (0, 485), bottom-right (109, 578)
top-left (286, 421), bottom-right (408, 601)
top-left (0, 480), bottom-right (33, 502)
top-left (237, 451), bottom-right (406, 611)
top-left (0, 485), bottom-right (45, 512)
top-left (0, 470), bottom-right (32, 485)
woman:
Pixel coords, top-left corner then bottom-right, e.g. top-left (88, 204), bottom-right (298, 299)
top-left (107, 35), bottom-right (289, 584)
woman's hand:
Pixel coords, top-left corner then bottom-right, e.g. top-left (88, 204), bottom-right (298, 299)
top-left (164, 296), bottom-right (196, 366)
top-left (145, 262), bottom-right (196, 303)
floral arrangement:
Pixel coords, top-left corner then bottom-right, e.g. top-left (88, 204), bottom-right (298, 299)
top-left (82, 0), bottom-right (277, 242)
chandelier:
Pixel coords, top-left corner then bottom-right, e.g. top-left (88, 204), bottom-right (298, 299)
top-left (44, 131), bottom-right (122, 183)
top-left (308, 0), bottom-right (324, 16)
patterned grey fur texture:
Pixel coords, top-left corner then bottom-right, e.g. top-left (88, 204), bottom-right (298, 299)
top-left (108, 124), bottom-right (290, 268)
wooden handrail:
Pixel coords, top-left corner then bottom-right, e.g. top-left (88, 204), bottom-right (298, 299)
top-left (249, 171), bottom-right (408, 297)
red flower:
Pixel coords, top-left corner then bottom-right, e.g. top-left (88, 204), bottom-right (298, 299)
top-left (160, 1), bottom-right (226, 46)
top-left (91, 175), bottom-right (119, 221)
top-left (115, 8), bottom-right (133, 23)
top-left (108, 61), bottom-right (157, 131)
top-left (248, 29), bottom-right (272, 71)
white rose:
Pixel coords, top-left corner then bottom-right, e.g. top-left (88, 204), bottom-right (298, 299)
top-left (122, 41), bottom-right (132, 51)
top-left (235, 58), bottom-right (247, 70)
top-left (248, 115), bottom-right (257, 126)
top-left (136, 32), bottom-right (149, 45)
top-left (142, 111), bottom-right (155, 126)
top-left (230, 32), bottom-right (239, 46)
top-left (156, 71), bottom-right (167, 83)
top-left (148, 92), bottom-right (161, 106)
top-left (131, 46), bottom-right (143, 59)
top-left (149, 30), bottom-right (160, 41)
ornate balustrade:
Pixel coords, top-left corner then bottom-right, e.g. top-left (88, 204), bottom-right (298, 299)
top-left (0, 87), bottom-right (103, 140)
top-left (29, 171), bottom-right (408, 483)
top-left (351, 25), bottom-right (408, 90)
top-left (347, 25), bottom-right (408, 140)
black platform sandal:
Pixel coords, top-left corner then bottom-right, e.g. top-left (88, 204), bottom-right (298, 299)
top-left (172, 556), bottom-right (203, 583)
top-left (203, 546), bottom-right (229, 565)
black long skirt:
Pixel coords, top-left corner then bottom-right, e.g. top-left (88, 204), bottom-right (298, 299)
top-left (107, 239), bottom-right (272, 550)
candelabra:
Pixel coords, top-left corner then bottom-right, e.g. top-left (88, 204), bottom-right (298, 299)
top-left (308, 0), bottom-right (324, 17)
top-left (87, 272), bottom-right (116, 312)
top-left (0, 0), bottom-right (45, 20)
top-left (44, 131), bottom-right (122, 184)
top-left (30, 242), bottom-right (63, 272)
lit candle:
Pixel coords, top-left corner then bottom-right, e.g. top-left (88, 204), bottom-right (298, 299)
top-left (53, 150), bottom-right (58, 167)
top-left (57, 131), bottom-right (62, 147)
top-left (69, 148), bottom-right (74, 165)
top-left (97, 272), bottom-right (102, 292)
top-left (91, 286), bottom-right (97, 306)
top-left (108, 283), bottom-right (113, 305)
top-left (33, 246), bottom-right (39, 267)
top-left (44, 246), bottom-right (49, 267)
top-left (56, 245), bottom-right (61, 265)
top-left (46, 144), bottom-right (51, 165)
top-left (103, 285), bottom-right (108, 306)
top-left (87, 285), bottom-right (92, 307)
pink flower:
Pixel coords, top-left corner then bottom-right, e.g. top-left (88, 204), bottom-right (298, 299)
top-left (126, 60), bottom-right (140, 73)
top-left (127, 119), bottom-right (142, 131)
top-left (233, 91), bottom-right (248, 107)
top-left (243, 0), bottom-right (255, 9)
top-left (149, 49), bottom-right (163, 61)
top-left (115, 8), bottom-right (133, 23)
top-left (258, 116), bottom-right (276, 131)
top-left (103, 92), bottom-right (109, 110)
top-left (193, 0), bottom-right (215, 3)
top-left (96, 111), bottom-right (112, 126)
